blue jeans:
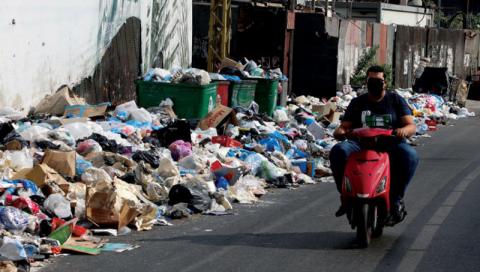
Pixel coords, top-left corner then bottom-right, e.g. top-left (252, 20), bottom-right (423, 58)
top-left (329, 140), bottom-right (419, 203)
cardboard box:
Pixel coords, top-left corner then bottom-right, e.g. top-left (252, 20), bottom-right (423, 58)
top-left (43, 150), bottom-right (76, 177)
top-left (198, 105), bottom-right (238, 131)
top-left (64, 102), bottom-right (110, 118)
top-left (312, 101), bottom-right (337, 118)
top-left (220, 58), bottom-right (245, 71)
top-left (34, 86), bottom-right (85, 116)
top-left (13, 164), bottom-right (70, 193)
top-left (86, 181), bottom-right (139, 230)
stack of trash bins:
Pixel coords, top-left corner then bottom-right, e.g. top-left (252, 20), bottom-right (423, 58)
top-left (0, 81), bottom-right (474, 270)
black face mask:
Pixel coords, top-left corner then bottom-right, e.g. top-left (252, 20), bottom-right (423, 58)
top-left (367, 78), bottom-right (385, 98)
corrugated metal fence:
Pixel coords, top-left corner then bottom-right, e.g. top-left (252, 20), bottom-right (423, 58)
top-left (337, 20), bottom-right (395, 89)
top-left (335, 18), bottom-right (478, 89)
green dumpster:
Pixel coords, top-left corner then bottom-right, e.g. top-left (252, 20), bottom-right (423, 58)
top-left (254, 79), bottom-right (279, 116)
top-left (136, 81), bottom-right (217, 119)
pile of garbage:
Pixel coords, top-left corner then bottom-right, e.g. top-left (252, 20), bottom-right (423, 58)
top-left (0, 83), bottom-right (474, 270)
top-left (142, 58), bottom-right (288, 86)
top-left (394, 88), bottom-right (475, 136)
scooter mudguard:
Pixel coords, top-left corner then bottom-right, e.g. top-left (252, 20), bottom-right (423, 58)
top-left (342, 150), bottom-right (391, 210)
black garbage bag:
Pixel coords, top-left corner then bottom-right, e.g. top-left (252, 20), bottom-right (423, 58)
top-left (268, 173), bottom-right (295, 189)
top-left (142, 136), bottom-right (161, 147)
top-left (168, 184), bottom-right (211, 213)
top-left (35, 140), bottom-right (61, 150)
top-left (2, 130), bottom-right (29, 149)
top-left (0, 122), bottom-right (15, 142)
top-left (87, 133), bottom-right (120, 153)
top-left (152, 120), bottom-right (191, 147)
top-left (132, 151), bottom-right (160, 168)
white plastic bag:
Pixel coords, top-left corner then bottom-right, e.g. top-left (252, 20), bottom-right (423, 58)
top-left (130, 108), bottom-right (153, 123)
top-left (44, 193), bottom-right (72, 218)
top-left (81, 167), bottom-right (112, 186)
top-left (62, 122), bottom-right (93, 140)
top-left (6, 149), bottom-right (33, 171)
top-left (19, 125), bottom-right (49, 142)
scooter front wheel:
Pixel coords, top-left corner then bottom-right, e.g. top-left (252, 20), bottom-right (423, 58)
top-left (355, 203), bottom-right (373, 248)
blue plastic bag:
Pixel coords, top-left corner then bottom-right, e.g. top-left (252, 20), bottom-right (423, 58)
top-left (76, 159), bottom-right (93, 176)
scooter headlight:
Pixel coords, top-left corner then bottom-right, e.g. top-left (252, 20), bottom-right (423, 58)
top-left (344, 177), bottom-right (352, 193)
top-left (376, 176), bottom-right (387, 194)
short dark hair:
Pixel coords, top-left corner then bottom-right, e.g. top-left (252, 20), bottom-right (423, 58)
top-left (366, 65), bottom-right (385, 76)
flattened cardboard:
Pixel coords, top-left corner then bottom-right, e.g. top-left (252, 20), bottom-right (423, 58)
top-left (198, 105), bottom-right (238, 130)
top-left (34, 86), bottom-right (85, 116)
top-left (12, 164), bottom-right (70, 193)
top-left (43, 150), bottom-right (76, 177)
top-left (64, 103), bottom-right (110, 118)
top-left (312, 101), bottom-right (337, 118)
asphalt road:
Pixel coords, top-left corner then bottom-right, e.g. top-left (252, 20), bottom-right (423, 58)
top-left (42, 102), bottom-right (480, 272)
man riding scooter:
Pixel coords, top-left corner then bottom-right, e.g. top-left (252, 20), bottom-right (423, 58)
top-left (330, 65), bottom-right (419, 225)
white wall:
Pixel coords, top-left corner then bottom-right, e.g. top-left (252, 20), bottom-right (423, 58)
top-left (381, 10), bottom-right (432, 27)
top-left (0, 0), bottom-right (192, 110)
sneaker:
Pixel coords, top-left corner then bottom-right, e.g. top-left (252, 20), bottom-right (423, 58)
top-left (386, 199), bottom-right (407, 226)
top-left (335, 205), bottom-right (347, 217)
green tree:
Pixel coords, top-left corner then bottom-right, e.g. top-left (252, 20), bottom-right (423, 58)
top-left (350, 46), bottom-right (393, 89)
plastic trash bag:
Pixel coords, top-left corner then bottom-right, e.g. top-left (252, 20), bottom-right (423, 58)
top-left (5, 195), bottom-right (41, 215)
top-left (178, 155), bottom-right (203, 171)
top-left (76, 158), bottom-right (93, 176)
top-left (0, 206), bottom-right (34, 233)
top-left (62, 122), bottom-right (93, 140)
top-left (18, 125), bottom-right (49, 142)
top-left (4, 179), bottom-right (43, 197)
top-left (81, 167), bottom-right (112, 186)
top-left (130, 108), bottom-right (153, 123)
top-left (258, 137), bottom-right (283, 152)
top-left (258, 161), bottom-right (284, 181)
top-left (48, 129), bottom-right (76, 147)
top-left (43, 193), bottom-right (72, 219)
top-left (6, 149), bottom-right (33, 171)
top-left (76, 139), bottom-right (102, 156)
top-left (169, 140), bottom-right (192, 161)
top-left (168, 184), bottom-right (211, 213)
top-left (132, 151), bottom-right (160, 168)
top-left (152, 120), bottom-right (191, 147)
top-left (294, 139), bottom-right (309, 151)
top-left (35, 140), bottom-right (60, 150)
top-left (87, 133), bottom-right (120, 153)
top-left (191, 128), bottom-right (218, 145)
top-left (244, 153), bottom-right (267, 175)
top-left (273, 109), bottom-right (289, 123)
top-left (0, 237), bottom-right (27, 261)
top-left (114, 101), bottom-right (138, 119)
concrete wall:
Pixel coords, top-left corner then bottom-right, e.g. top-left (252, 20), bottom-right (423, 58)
top-left (0, 0), bottom-right (192, 109)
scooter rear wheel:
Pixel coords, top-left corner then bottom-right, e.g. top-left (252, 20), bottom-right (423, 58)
top-left (356, 203), bottom-right (374, 248)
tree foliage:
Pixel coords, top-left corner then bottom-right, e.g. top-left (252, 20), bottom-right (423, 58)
top-left (350, 46), bottom-right (393, 89)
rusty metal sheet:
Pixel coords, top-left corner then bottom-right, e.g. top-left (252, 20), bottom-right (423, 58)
top-left (394, 25), bottom-right (427, 88)
top-left (366, 23), bottom-right (373, 48)
top-left (464, 30), bottom-right (480, 79)
top-left (386, 24), bottom-right (395, 67)
top-left (337, 20), bottom-right (367, 89)
top-left (372, 23), bottom-right (385, 65)
top-left (427, 28), bottom-right (465, 79)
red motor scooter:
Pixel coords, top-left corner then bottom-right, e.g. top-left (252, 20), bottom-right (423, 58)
top-left (341, 127), bottom-right (397, 248)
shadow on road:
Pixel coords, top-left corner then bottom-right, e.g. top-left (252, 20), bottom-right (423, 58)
top-left (140, 232), bottom-right (361, 250)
